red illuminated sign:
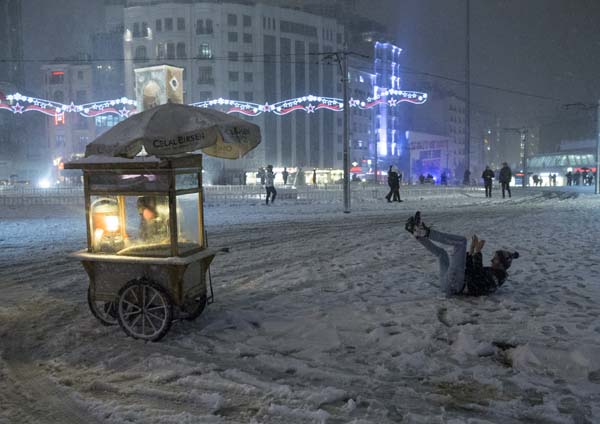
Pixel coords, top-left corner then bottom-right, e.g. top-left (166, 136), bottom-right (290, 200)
top-left (51, 71), bottom-right (65, 76)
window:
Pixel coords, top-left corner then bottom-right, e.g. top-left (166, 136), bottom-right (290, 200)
top-left (198, 43), bottom-right (212, 59)
top-left (228, 32), bottom-right (238, 42)
top-left (227, 13), bottom-right (237, 26)
top-left (229, 91), bottom-right (239, 100)
top-left (177, 42), bottom-right (186, 59)
top-left (244, 92), bottom-right (253, 102)
top-left (197, 66), bottom-right (213, 84)
top-left (75, 90), bottom-right (86, 104)
top-left (243, 33), bottom-right (252, 43)
top-left (228, 71), bottom-right (239, 82)
top-left (157, 43), bottom-right (165, 59)
top-left (49, 72), bottom-right (64, 84)
top-left (77, 70), bottom-right (84, 80)
top-left (206, 19), bottom-right (213, 33)
top-left (198, 91), bottom-right (212, 100)
top-left (156, 19), bottom-right (162, 32)
top-left (166, 43), bottom-right (175, 60)
top-left (95, 114), bottom-right (123, 128)
top-left (56, 135), bottom-right (65, 147)
top-left (177, 17), bottom-right (185, 30)
top-left (134, 46), bottom-right (148, 61)
top-left (142, 22), bottom-right (149, 37)
top-left (228, 51), bottom-right (238, 62)
top-left (243, 15), bottom-right (251, 27)
top-left (244, 72), bottom-right (253, 82)
top-left (196, 19), bottom-right (204, 34)
top-left (243, 53), bottom-right (253, 62)
top-left (54, 90), bottom-right (65, 103)
top-left (165, 18), bottom-right (173, 31)
top-left (133, 22), bottom-right (140, 37)
top-left (263, 16), bottom-right (266, 29)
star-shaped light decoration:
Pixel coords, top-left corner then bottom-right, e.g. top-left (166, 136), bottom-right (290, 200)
top-left (12, 103), bottom-right (24, 114)
top-left (118, 107), bottom-right (130, 118)
top-left (306, 104), bottom-right (315, 113)
top-left (388, 99), bottom-right (398, 107)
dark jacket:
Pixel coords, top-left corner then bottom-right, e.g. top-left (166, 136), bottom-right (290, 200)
top-left (388, 170), bottom-right (399, 188)
top-left (482, 169), bottom-right (494, 183)
top-left (499, 166), bottom-right (512, 183)
top-left (462, 253), bottom-right (507, 296)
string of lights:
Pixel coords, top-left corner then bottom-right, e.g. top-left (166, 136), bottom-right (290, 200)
top-left (0, 89), bottom-right (427, 119)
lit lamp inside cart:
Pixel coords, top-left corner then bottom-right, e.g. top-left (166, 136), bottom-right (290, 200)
top-left (91, 197), bottom-right (125, 252)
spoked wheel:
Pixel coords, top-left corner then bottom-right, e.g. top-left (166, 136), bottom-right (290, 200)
top-left (180, 292), bottom-right (207, 321)
top-left (87, 285), bottom-right (118, 326)
top-left (117, 278), bottom-right (173, 342)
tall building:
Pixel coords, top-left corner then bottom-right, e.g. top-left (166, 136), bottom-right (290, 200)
top-left (41, 58), bottom-right (97, 168)
top-left (122, 0), bottom-right (345, 176)
top-left (0, 0), bottom-right (24, 88)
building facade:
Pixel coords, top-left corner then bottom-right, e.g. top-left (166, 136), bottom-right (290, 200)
top-left (41, 61), bottom-right (97, 168)
top-left (123, 0), bottom-right (344, 176)
top-left (0, 0), bottom-right (24, 88)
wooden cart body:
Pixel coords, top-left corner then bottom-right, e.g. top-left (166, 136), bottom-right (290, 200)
top-left (64, 154), bottom-right (217, 341)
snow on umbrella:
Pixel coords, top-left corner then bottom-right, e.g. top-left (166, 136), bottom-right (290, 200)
top-left (85, 103), bottom-right (261, 159)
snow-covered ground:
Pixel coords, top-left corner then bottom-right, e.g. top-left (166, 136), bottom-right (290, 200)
top-left (1, 188), bottom-right (599, 423)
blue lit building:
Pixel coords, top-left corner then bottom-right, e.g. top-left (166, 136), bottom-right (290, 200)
top-left (373, 42), bottom-right (408, 180)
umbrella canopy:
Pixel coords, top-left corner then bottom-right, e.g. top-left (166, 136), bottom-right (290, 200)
top-left (85, 103), bottom-right (261, 159)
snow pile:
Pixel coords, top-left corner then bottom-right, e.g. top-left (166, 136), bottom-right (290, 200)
top-left (1, 189), bottom-right (599, 423)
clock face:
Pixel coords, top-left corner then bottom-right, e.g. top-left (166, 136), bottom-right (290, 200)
top-left (169, 77), bottom-right (179, 90)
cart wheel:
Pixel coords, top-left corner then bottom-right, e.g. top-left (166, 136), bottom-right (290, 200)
top-left (87, 286), bottom-right (118, 326)
top-left (117, 278), bottom-right (173, 342)
top-left (181, 292), bottom-right (207, 321)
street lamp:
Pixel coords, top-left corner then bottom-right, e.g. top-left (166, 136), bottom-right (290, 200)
top-left (503, 127), bottom-right (528, 187)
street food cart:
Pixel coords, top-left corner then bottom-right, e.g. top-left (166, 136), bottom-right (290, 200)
top-left (65, 154), bottom-right (217, 341)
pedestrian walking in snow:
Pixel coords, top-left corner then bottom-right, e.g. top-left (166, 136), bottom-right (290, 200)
top-left (499, 162), bottom-right (512, 199)
top-left (393, 167), bottom-right (403, 202)
top-left (566, 171), bottom-right (572, 186)
top-left (312, 168), bottom-right (317, 186)
top-left (282, 167), bottom-right (289, 185)
top-left (385, 165), bottom-right (398, 202)
top-left (482, 166), bottom-right (494, 198)
top-left (264, 165), bottom-right (277, 205)
top-left (405, 211), bottom-right (519, 296)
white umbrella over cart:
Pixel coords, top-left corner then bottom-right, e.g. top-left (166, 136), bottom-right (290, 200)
top-left (65, 104), bottom-right (260, 341)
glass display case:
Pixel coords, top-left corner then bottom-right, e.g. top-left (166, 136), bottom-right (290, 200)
top-left (75, 155), bottom-right (206, 258)
top-left (65, 154), bottom-right (218, 342)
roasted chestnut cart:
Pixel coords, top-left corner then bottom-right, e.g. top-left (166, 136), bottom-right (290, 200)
top-left (65, 154), bottom-right (218, 341)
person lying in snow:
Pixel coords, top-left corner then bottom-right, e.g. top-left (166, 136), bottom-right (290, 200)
top-left (405, 211), bottom-right (519, 296)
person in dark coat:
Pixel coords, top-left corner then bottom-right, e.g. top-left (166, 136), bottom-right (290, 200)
top-left (282, 167), bottom-right (289, 185)
top-left (499, 162), bottom-right (512, 199)
top-left (391, 166), bottom-right (402, 202)
top-left (482, 166), bottom-right (494, 198)
top-left (385, 165), bottom-right (399, 202)
top-left (264, 165), bottom-right (277, 205)
top-left (405, 211), bottom-right (519, 296)
top-left (312, 168), bottom-right (317, 186)
top-left (566, 171), bottom-right (572, 186)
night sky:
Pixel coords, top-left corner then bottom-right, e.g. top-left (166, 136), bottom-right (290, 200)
top-left (21, 0), bottom-right (600, 127)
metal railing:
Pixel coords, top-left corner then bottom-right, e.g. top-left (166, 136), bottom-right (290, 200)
top-left (0, 184), bottom-right (484, 207)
